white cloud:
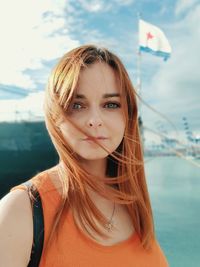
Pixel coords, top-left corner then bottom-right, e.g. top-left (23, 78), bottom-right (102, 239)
top-left (77, 0), bottom-right (134, 12)
top-left (175, 0), bottom-right (199, 15)
top-left (0, 91), bottom-right (45, 121)
top-left (0, 0), bottom-right (79, 89)
top-left (78, 0), bottom-right (105, 12)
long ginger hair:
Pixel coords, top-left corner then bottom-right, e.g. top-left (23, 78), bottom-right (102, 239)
top-left (43, 44), bottom-right (155, 250)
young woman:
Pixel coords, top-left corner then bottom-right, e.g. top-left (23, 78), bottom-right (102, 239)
top-left (0, 45), bottom-right (168, 266)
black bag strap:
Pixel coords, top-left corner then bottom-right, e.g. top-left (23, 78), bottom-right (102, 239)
top-left (23, 181), bottom-right (44, 267)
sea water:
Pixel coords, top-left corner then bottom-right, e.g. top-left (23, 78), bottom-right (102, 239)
top-left (145, 156), bottom-right (200, 267)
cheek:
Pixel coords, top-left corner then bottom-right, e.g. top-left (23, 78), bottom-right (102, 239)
top-left (116, 123), bottom-right (125, 141)
top-left (111, 113), bottom-right (125, 134)
top-left (60, 122), bottom-right (78, 143)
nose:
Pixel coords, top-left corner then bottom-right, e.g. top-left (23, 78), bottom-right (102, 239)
top-left (86, 109), bottom-right (103, 128)
top-left (88, 121), bottom-right (102, 127)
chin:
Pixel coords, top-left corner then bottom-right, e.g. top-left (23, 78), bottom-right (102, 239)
top-left (77, 151), bottom-right (109, 161)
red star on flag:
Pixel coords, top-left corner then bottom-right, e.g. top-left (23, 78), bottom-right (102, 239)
top-left (146, 32), bottom-right (154, 40)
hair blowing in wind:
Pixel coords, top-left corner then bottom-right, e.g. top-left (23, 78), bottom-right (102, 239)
top-left (43, 45), bottom-right (155, 252)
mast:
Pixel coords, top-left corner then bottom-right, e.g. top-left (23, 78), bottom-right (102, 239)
top-left (137, 13), bottom-right (145, 146)
top-left (137, 12), bottom-right (142, 100)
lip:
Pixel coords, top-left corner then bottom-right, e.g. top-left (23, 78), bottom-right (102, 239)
top-left (83, 136), bottom-right (108, 141)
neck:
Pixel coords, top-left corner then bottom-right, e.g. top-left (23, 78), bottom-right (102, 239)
top-left (80, 158), bottom-right (110, 197)
top-left (59, 158), bottom-right (108, 198)
top-left (79, 158), bottom-right (107, 178)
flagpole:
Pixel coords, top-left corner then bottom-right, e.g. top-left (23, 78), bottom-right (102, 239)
top-left (137, 12), bottom-right (144, 145)
top-left (136, 12), bottom-right (141, 116)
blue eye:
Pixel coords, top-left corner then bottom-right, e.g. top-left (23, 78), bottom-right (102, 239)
top-left (104, 102), bottom-right (121, 109)
top-left (71, 103), bottom-right (85, 110)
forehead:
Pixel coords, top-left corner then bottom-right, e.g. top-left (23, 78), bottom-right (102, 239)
top-left (75, 62), bottom-right (120, 96)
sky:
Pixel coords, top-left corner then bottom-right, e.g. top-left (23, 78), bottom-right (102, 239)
top-left (0, 0), bottom-right (199, 143)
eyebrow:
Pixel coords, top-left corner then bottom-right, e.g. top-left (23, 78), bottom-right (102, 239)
top-left (74, 93), bottom-right (121, 99)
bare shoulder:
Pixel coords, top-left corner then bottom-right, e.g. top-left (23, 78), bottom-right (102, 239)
top-left (0, 189), bottom-right (33, 267)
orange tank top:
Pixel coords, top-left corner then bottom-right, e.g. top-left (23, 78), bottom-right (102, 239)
top-left (12, 170), bottom-right (169, 267)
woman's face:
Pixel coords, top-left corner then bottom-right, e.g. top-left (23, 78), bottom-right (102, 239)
top-left (60, 62), bottom-right (125, 161)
